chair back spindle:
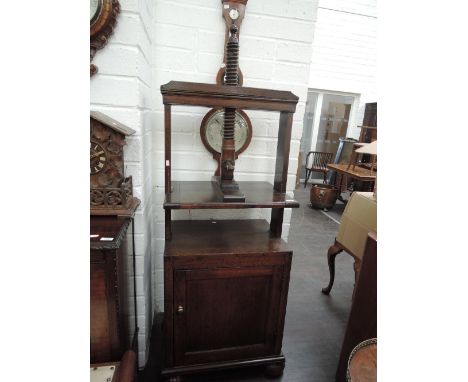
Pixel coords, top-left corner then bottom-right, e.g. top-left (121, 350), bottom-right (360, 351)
top-left (304, 151), bottom-right (334, 187)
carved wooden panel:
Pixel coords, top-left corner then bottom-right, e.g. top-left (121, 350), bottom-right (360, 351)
top-left (90, 117), bottom-right (126, 189)
top-left (90, 0), bottom-right (121, 76)
top-left (90, 114), bottom-right (140, 216)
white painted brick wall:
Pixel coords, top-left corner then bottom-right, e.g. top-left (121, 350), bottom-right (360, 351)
top-left (308, 0), bottom-right (377, 136)
top-left (91, 0), bottom-right (323, 369)
top-left (90, 0), bottom-right (154, 368)
top-left (151, 0), bottom-right (319, 312)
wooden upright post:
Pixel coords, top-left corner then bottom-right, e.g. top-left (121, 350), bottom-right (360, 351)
top-left (270, 111), bottom-right (293, 237)
top-left (164, 104), bottom-right (172, 240)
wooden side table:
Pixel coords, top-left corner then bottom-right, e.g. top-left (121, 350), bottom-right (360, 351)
top-left (326, 163), bottom-right (376, 200)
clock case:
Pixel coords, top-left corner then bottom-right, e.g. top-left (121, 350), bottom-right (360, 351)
top-left (200, 0), bottom-right (251, 177)
top-left (90, 111), bottom-right (140, 217)
top-left (216, 0), bottom-right (248, 86)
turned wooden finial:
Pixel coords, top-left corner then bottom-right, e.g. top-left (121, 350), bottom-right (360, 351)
top-left (230, 24), bottom-right (238, 38)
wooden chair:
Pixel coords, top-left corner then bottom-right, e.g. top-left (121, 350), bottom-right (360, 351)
top-left (347, 142), bottom-right (377, 174)
top-left (304, 151), bottom-right (334, 188)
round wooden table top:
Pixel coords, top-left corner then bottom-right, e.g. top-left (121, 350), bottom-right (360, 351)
top-left (348, 341), bottom-right (377, 382)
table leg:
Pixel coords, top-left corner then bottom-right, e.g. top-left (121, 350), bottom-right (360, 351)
top-left (336, 173), bottom-right (346, 203)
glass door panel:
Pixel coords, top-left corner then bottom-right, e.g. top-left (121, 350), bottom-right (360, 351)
top-left (315, 94), bottom-right (354, 156)
top-left (299, 92), bottom-right (318, 179)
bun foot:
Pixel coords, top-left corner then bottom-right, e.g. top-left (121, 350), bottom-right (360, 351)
top-left (264, 362), bottom-right (285, 378)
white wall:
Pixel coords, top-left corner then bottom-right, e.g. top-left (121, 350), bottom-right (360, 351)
top-left (308, 0), bottom-right (377, 138)
top-left (90, 0), bottom-right (154, 367)
top-left (151, 0), bottom-right (319, 312)
top-left (91, 0), bottom-right (320, 368)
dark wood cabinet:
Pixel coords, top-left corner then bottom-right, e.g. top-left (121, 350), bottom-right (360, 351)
top-left (163, 220), bottom-right (291, 374)
top-left (359, 102), bottom-right (377, 144)
top-left (160, 81), bottom-right (299, 380)
top-left (363, 102), bottom-right (377, 128)
top-left (173, 262), bottom-right (289, 365)
top-left (90, 216), bottom-right (136, 364)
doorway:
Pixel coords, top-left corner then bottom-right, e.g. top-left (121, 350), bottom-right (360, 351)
top-left (299, 90), bottom-right (359, 183)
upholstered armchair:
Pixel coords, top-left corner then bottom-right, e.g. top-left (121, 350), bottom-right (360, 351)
top-left (321, 192), bottom-right (377, 295)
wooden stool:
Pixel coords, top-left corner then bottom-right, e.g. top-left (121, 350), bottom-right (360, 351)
top-left (347, 338), bottom-right (377, 382)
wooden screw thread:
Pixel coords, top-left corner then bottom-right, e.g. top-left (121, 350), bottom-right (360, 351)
top-left (221, 24), bottom-right (240, 182)
top-left (225, 26), bottom-right (239, 86)
top-left (223, 109), bottom-right (236, 139)
top-left (223, 25), bottom-right (239, 140)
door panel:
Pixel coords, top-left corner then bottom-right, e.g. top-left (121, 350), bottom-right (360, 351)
top-left (317, 98), bottom-right (352, 155)
top-left (299, 92), bottom-right (318, 179)
top-left (90, 251), bottom-right (120, 363)
top-left (299, 91), bottom-right (357, 182)
top-left (90, 262), bottom-right (112, 361)
top-left (173, 266), bottom-right (284, 365)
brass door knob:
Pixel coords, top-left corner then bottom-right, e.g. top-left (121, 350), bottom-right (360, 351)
top-left (177, 305), bottom-right (184, 313)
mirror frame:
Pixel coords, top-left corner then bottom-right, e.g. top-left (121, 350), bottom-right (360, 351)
top-left (90, 0), bottom-right (120, 76)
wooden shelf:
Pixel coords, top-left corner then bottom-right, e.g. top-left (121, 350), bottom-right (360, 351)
top-left (161, 81), bottom-right (298, 112)
top-left (165, 219), bottom-right (290, 257)
top-left (164, 181), bottom-right (299, 210)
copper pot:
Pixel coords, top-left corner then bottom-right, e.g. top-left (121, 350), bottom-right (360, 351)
top-left (310, 184), bottom-right (339, 210)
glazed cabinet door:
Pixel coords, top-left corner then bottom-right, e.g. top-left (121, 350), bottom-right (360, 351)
top-left (173, 265), bottom-right (286, 365)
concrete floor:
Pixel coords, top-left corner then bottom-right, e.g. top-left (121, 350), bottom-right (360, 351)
top-left (141, 186), bottom-right (355, 382)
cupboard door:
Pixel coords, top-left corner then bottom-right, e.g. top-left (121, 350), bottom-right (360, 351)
top-left (173, 265), bottom-right (285, 365)
top-left (90, 250), bottom-right (120, 363)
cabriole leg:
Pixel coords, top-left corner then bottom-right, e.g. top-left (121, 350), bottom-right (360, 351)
top-left (322, 243), bottom-right (343, 295)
